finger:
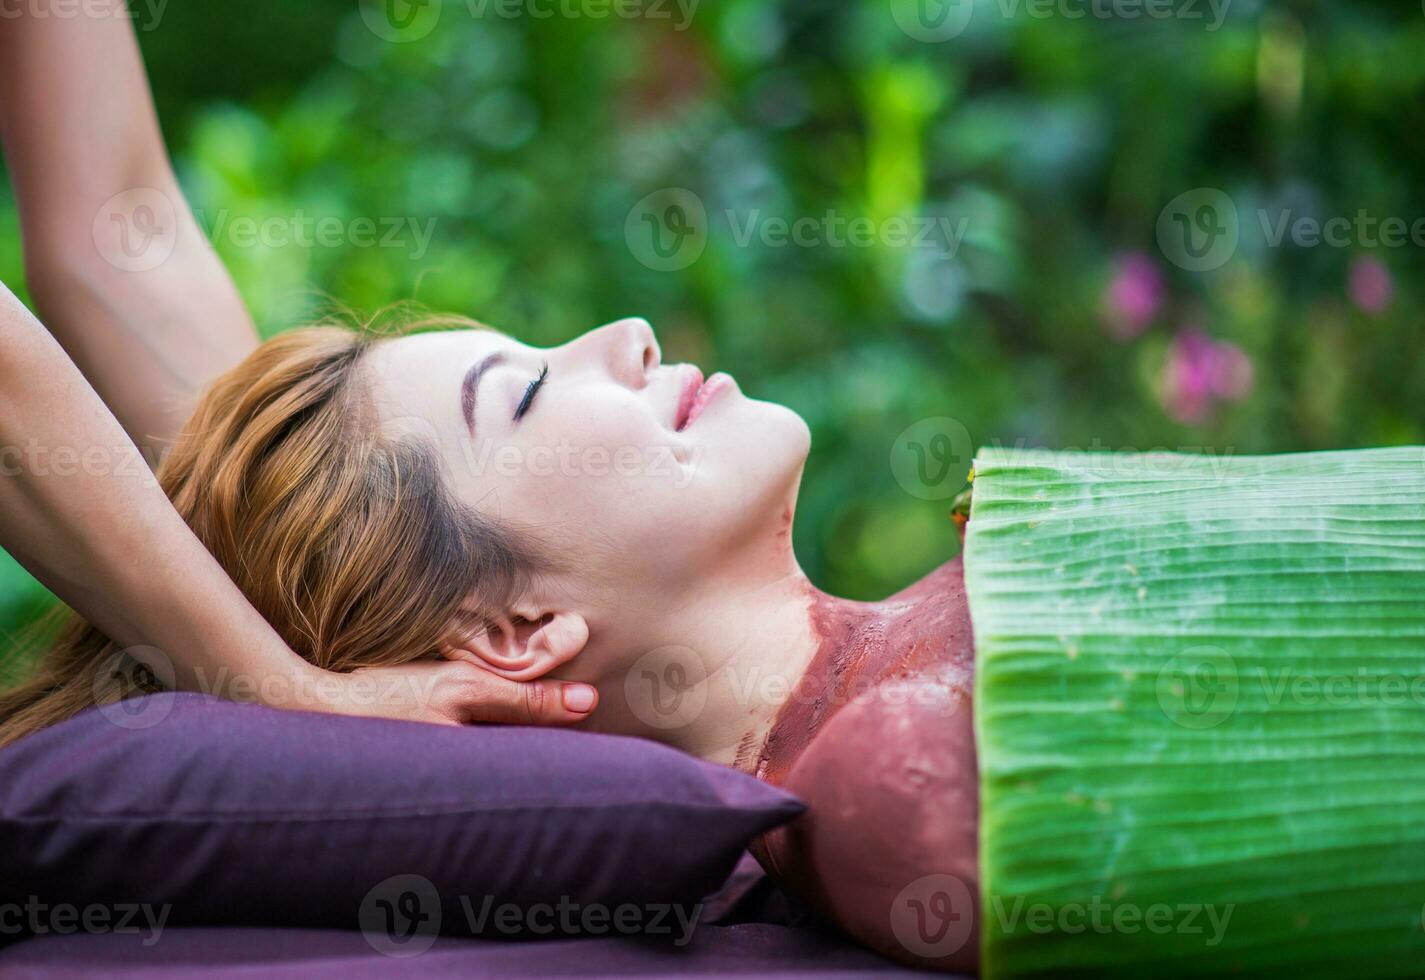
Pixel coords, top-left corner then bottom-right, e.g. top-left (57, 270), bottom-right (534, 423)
top-left (448, 665), bottom-right (598, 726)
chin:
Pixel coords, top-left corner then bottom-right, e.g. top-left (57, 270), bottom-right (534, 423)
top-left (767, 399), bottom-right (812, 462)
top-left (708, 393), bottom-right (808, 467)
top-left (696, 397), bottom-right (807, 530)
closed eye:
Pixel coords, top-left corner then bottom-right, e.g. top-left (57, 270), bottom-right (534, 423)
top-left (514, 363), bottom-right (549, 421)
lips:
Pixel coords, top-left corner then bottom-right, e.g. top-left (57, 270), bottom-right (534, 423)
top-left (674, 366), bottom-right (704, 431)
top-left (675, 368), bottom-right (733, 431)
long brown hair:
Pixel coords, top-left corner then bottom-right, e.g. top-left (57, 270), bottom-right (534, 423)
top-left (0, 322), bottom-right (540, 748)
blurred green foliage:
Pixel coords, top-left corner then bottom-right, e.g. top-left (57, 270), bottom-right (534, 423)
top-left (2, 0), bottom-right (1424, 647)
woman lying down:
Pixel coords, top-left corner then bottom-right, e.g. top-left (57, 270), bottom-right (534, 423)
top-left (0, 316), bottom-right (975, 973)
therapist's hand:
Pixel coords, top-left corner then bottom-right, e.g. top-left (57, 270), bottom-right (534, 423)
top-left (308, 659), bottom-right (599, 726)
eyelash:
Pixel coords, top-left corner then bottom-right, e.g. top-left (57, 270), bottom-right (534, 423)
top-left (513, 363), bottom-right (549, 421)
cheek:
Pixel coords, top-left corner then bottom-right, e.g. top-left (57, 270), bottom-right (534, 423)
top-left (464, 394), bottom-right (805, 573)
top-left (495, 407), bottom-right (688, 528)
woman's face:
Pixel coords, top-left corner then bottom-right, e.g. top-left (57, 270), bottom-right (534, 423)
top-left (363, 318), bottom-right (810, 602)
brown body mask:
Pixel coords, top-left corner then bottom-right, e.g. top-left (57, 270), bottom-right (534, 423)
top-left (748, 556), bottom-right (979, 974)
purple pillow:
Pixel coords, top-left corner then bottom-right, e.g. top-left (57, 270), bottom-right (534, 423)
top-left (0, 694), bottom-right (802, 946)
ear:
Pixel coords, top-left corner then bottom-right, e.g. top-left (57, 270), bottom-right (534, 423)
top-left (444, 608), bottom-right (589, 683)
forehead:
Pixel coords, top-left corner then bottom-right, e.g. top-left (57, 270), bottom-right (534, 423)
top-left (363, 328), bottom-right (516, 418)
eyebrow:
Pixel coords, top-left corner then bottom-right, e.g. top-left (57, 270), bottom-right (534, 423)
top-left (461, 352), bottom-right (507, 435)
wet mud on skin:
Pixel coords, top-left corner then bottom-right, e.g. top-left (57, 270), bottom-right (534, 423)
top-left (749, 556), bottom-right (979, 974)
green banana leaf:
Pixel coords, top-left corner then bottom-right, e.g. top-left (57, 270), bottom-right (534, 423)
top-left (965, 446), bottom-right (1425, 978)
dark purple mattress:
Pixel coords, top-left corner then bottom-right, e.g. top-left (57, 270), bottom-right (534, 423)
top-left (0, 923), bottom-right (939, 979)
top-left (0, 856), bottom-right (950, 978)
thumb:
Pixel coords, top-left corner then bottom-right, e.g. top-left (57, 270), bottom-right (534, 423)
top-left (449, 663), bottom-right (599, 726)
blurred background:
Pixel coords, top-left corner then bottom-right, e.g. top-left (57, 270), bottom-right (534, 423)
top-left (1, 0), bottom-right (1422, 648)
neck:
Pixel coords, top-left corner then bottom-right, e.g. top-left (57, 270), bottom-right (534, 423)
top-left (583, 551), bottom-right (939, 773)
top-left (604, 561), bottom-right (827, 768)
top-left (684, 573), bottom-right (877, 771)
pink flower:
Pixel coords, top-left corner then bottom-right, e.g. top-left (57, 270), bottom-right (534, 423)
top-left (1160, 329), bottom-right (1254, 424)
top-left (1102, 252), bottom-right (1164, 341)
top-left (1348, 256), bottom-right (1393, 315)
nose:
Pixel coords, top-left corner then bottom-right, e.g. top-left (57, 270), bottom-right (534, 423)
top-left (567, 317), bottom-right (661, 388)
